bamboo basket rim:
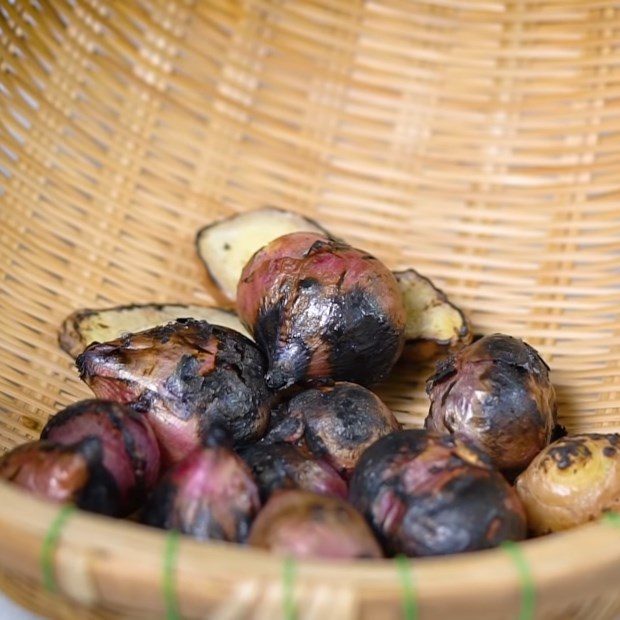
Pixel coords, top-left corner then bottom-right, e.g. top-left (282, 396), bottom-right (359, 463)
top-left (0, 479), bottom-right (619, 618)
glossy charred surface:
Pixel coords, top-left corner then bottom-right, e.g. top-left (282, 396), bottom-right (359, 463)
top-left (516, 433), bottom-right (620, 535)
top-left (349, 430), bottom-right (526, 557)
top-left (41, 399), bottom-right (160, 512)
top-left (425, 333), bottom-right (557, 475)
top-left (239, 443), bottom-right (347, 502)
top-left (248, 490), bottom-right (382, 559)
top-left (76, 319), bottom-right (272, 464)
top-left (0, 438), bottom-right (121, 516)
top-left (237, 232), bottom-right (406, 389)
top-left (283, 382), bottom-right (401, 477)
top-left (142, 436), bottom-right (260, 542)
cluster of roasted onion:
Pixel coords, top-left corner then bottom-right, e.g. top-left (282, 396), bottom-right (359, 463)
top-left (1, 208), bottom-right (618, 559)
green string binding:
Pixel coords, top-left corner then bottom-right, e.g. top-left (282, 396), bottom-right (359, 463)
top-left (501, 541), bottom-right (535, 620)
top-left (603, 511), bottom-right (620, 527)
top-left (396, 555), bottom-right (418, 620)
top-left (41, 504), bottom-right (76, 593)
top-left (163, 530), bottom-right (181, 620)
top-left (282, 556), bottom-right (297, 620)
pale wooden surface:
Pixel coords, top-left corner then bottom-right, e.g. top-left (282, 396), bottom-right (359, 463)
top-left (1, 0), bottom-right (620, 618)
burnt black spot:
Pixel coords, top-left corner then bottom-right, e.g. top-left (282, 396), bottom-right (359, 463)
top-left (141, 479), bottom-right (177, 529)
top-left (551, 423), bottom-right (568, 442)
top-left (75, 437), bottom-right (122, 517)
top-left (603, 446), bottom-right (617, 458)
top-left (324, 288), bottom-right (402, 386)
top-left (426, 356), bottom-right (458, 393)
top-left (479, 334), bottom-right (550, 375)
top-left (223, 242), bottom-right (230, 250)
top-left (547, 437), bottom-right (592, 470)
top-left (255, 300), bottom-right (312, 390)
top-left (261, 403), bottom-right (306, 445)
top-left (299, 277), bottom-right (319, 289)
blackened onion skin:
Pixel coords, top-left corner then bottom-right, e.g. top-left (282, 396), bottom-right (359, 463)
top-left (236, 232), bottom-right (406, 389)
top-left (41, 399), bottom-right (160, 513)
top-left (76, 319), bottom-right (272, 464)
top-left (0, 438), bottom-right (121, 516)
top-left (248, 490), bottom-right (383, 559)
top-left (425, 333), bottom-right (557, 475)
top-left (239, 442), bottom-right (347, 502)
top-left (282, 382), bottom-right (401, 477)
top-left (349, 430), bottom-right (526, 557)
top-left (141, 439), bottom-right (260, 542)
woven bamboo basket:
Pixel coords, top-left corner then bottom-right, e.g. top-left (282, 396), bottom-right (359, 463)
top-left (1, 0), bottom-right (620, 618)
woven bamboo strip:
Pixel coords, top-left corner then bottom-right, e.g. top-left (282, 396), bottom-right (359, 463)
top-left (1, 0), bottom-right (620, 618)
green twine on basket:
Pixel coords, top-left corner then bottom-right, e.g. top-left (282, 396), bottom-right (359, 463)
top-left (282, 556), bottom-right (297, 620)
top-left (501, 541), bottom-right (536, 620)
top-left (603, 511), bottom-right (620, 527)
top-left (41, 504), bottom-right (76, 593)
top-left (396, 555), bottom-right (418, 620)
top-left (163, 530), bottom-right (181, 620)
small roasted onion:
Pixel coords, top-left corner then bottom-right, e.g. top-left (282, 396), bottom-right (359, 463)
top-left (280, 382), bottom-right (400, 477)
top-left (425, 333), bottom-right (557, 475)
top-left (41, 399), bottom-right (160, 512)
top-left (141, 429), bottom-right (260, 542)
top-left (0, 438), bottom-right (121, 516)
top-left (516, 433), bottom-right (620, 535)
top-left (77, 319), bottom-right (272, 463)
top-left (248, 490), bottom-right (382, 559)
top-left (349, 430), bottom-right (526, 557)
top-left (236, 232), bottom-right (406, 389)
top-left (239, 442), bottom-right (347, 502)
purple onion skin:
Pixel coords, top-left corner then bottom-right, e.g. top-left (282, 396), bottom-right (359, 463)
top-left (237, 232), bottom-right (406, 390)
top-left (349, 430), bottom-right (527, 557)
top-left (76, 319), bottom-right (272, 465)
top-left (141, 430), bottom-right (260, 542)
top-left (248, 490), bottom-right (383, 560)
top-left (239, 442), bottom-right (347, 502)
top-left (425, 333), bottom-right (558, 476)
top-left (41, 399), bottom-right (160, 514)
top-left (0, 438), bottom-right (121, 516)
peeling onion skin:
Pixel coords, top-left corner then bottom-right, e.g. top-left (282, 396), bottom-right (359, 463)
top-left (236, 232), bottom-right (406, 390)
top-left (41, 399), bottom-right (160, 513)
top-left (239, 442), bottom-right (347, 502)
top-left (0, 438), bottom-right (121, 516)
top-left (279, 382), bottom-right (401, 477)
top-left (425, 333), bottom-right (557, 476)
top-left (248, 490), bottom-right (383, 559)
top-left (141, 429), bottom-right (260, 542)
top-left (76, 319), bottom-right (272, 464)
top-left (515, 433), bottom-right (620, 535)
top-left (349, 430), bottom-right (526, 557)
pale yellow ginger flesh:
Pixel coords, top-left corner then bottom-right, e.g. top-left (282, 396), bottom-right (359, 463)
top-left (59, 303), bottom-right (250, 358)
top-left (394, 269), bottom-right (470, 346)
top-left (196, 207), bottom-right (326, 301)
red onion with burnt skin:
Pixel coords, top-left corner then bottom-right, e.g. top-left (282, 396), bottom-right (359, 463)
top-left (141, 428), bottom-right (260, 542)
top-left (349, 430), bottom-right (526, 557)
top-left (41, 399), bottom-right (160, 513)
top-left (239, 442), bottom-right (347, 502)
top-left (0, 438), bottom-right (121, 516)
top-left (268, 382), bottom-right (401, 477)
top-left (248, 490), bottom-right (382, 559)
top-left (236, 232), bottom-right (406, 390)
top-left (76, 319), bottom-right (272, 464)
top-left (425, 333), bottom-right (558, 476)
